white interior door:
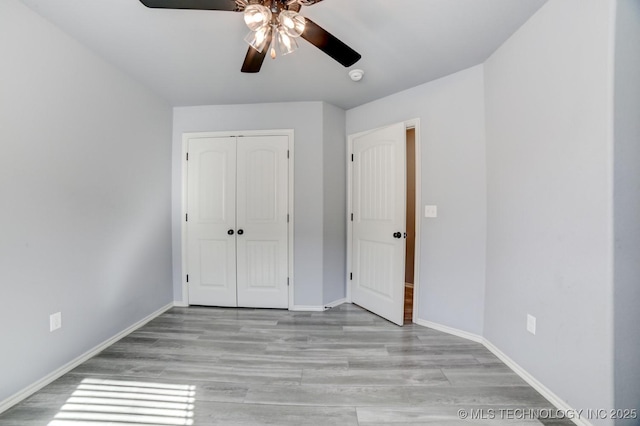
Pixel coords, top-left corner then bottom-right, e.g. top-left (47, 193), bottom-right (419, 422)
top-left (236, 135), bottom-right (289, 308)
top-left (351, 122), bottom-right (406, 325)
top-left (186, 136), bottom-right (238, 307)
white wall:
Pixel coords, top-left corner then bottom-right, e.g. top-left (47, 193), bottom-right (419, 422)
top-left (346, 66), bottom-right (487, 336)
top-left (322, 103), bottom-right (347, 305)
top-left (172, 103), bottom-right (328, 307)
top-left (0, 0), bottom-right (173, 404)
top-left (483, 0), bottom-right (615, 421)
top-left (613, 0), bottom-right (640, 422)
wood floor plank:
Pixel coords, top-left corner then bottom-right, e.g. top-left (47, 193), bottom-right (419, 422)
top-left (159, 364), bottom-right (303, 385)
top-left (357, 406), bottom-right (544, 425)
top-left (301, 368), bottom-right (450, 387)
top-left (442, 367), bottom-right (529, 387)
top-left (193, 401), bottom-right (358, 425)
top-left (215, 353), bottom-right (349, 370)
top-left (244, 384), bottom-right (551, 407)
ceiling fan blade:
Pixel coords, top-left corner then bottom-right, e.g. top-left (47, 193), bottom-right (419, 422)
top-left (301, 18), bottom-right (361, 67)
top-left (241, 44), bottom-right (269, 73)
top-left (138, 0), bottom-right (239, 11)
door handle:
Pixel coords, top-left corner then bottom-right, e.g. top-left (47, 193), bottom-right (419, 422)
top-left (393, 232), bottom-right (402, 239)
top-left (237, 229), bottom-right (244, 235)
top-left (227, 229), bottom-right (234, 235)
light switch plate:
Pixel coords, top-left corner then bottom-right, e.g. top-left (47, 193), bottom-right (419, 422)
top-left (424, 205), bottom-right (438, 218)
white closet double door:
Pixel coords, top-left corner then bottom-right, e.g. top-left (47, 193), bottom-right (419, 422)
top-left (186, 134), bottom-right (289, 309)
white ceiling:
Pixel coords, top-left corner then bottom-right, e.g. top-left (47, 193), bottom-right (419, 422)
top-left (19, 0), bottom-right (547, 109)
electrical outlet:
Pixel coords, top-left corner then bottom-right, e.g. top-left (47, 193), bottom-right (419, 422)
top-left (50, 312), bottom-right (62, 332)
top-left (526, 314), bottom-right (536, 335)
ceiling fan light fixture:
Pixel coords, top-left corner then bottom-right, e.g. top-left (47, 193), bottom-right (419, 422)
top-left (275, 27), bottom-right (299, 56)
top-left (245, 25), bottom-right (271, 53)
top-left (244, 4), bottom-right (272, 31)
top-left (278, 10), bottom-right (305, 37)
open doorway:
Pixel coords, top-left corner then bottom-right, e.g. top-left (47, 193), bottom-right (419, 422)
top-left (404, 128), bottom-right (416, 323)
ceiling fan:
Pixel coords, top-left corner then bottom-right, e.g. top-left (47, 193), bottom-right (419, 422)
top-left (138, 0), bottom-right (362, 73)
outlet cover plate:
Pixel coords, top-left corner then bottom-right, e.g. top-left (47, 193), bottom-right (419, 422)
top-left (50, 312), bottom-right (62, 332)
top-left (526, 314), bottom-right (536, 335)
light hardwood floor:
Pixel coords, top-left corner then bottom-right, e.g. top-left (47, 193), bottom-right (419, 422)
top-left (0, 304), bottom-right (574, 425)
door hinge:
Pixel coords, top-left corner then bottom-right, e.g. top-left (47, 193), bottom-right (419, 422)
top-left (287, 277), bottom-right (290, 286)
top-left (185, 213), bottom-right (188, 222)
top-left (186, 152), bottom-right (189, 161)
top-left (287, 214), bottom-right (290, 223)
top-left (351, 154), bottom-right (354, 162)
top-left (186, 274), bottom-right (189, 283)
top-left (350, 213), bottom-right (353, 221)
top-left (350, 273), bottom-right (353, 280)
top-left (287, 150), bottom-right (290, 159)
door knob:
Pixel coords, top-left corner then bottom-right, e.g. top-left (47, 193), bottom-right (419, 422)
top-left (227, 229), bottom-right (234, 235)
top-left (237, 229), bottom-right (244, 235)
top-left (393, 232), bottom-right (402, 239)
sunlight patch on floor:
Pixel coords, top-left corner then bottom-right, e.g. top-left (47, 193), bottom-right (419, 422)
top-left (47, 378), bottom-right (195, 426)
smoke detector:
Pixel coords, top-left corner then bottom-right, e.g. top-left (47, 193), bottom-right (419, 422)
top-left (349, 69), bottom-right (364, 82)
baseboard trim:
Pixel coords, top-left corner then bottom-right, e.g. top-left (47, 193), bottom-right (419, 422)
top-left (173, 301), bottom-right (189, 307)
top-left (415, 319), bottom-right (590, 426)
top-left (289, 305), bottom-right (326, 312)
top-left (414, 319), bottom-right (484, 343)
top-left (324, 298), bottom-right (347, 309)
top-left (482, 339), bottom-right (593, 426)
top-left (0, 302), bottom-right (174, 415)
